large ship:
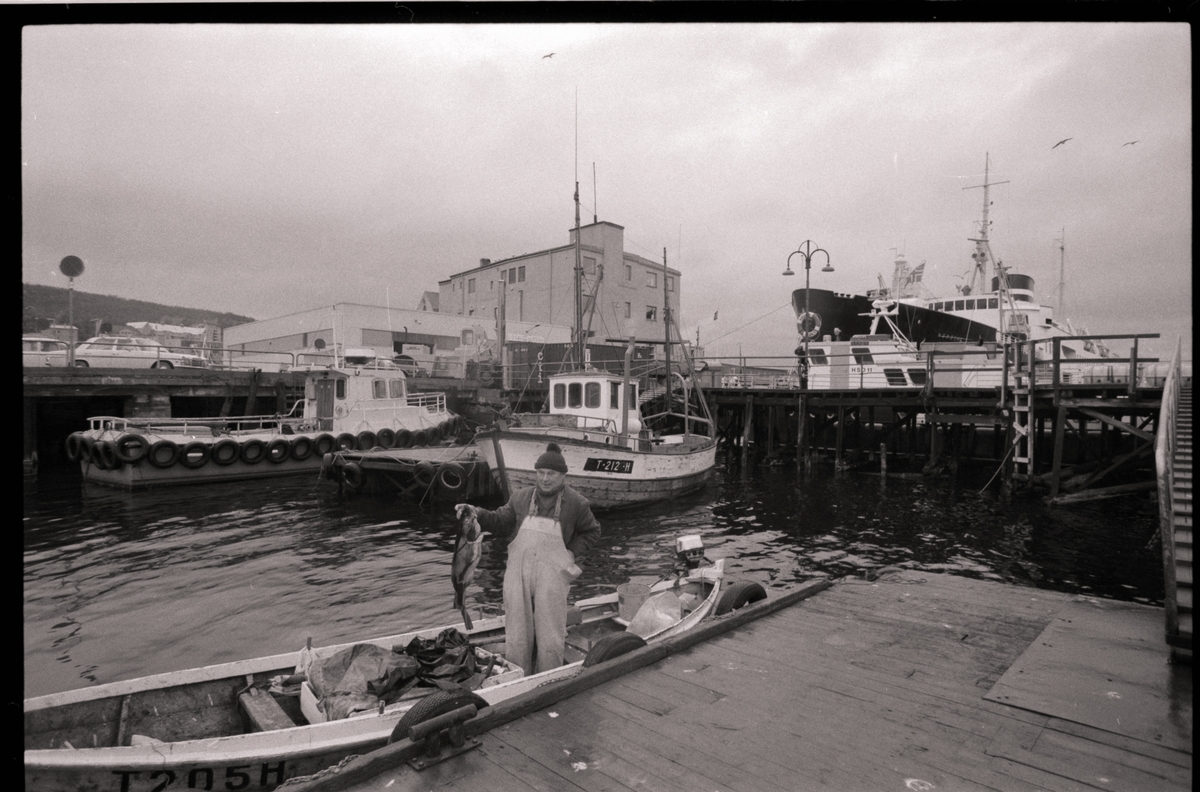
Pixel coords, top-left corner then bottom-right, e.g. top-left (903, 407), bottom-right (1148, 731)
top-left (792, 155), bottom-right (1108, 358)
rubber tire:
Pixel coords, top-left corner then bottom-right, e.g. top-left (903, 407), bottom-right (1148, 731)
top-left (211, 438), bottom-right (241, 466)
top-left (713, 581), bottom-right (767, 616)
top-left (335, 432), bottom-right (357, 452)
top-left (178, 441), bottom-right (211, 469)
top-left (74, 360), bottom-right (89, 368)
top-left (313, 433), bottom-right (336, 456)
top-left (393, 429), bottom-right (412, 449)
top-left (114, 433), bottom-right (150, 464)
top-left (375, 428), bottom-right (396, 449)
top-left (92, 440), bottom-right (121, 471)
top-left (266, 437), bottom-right (292, 463)
top-left (413, 461), bottom-right (436, 488)
top-left (436, 462), bottom-right (468, 498)
top-left (582, 632), bottom-right (647, 668)
top-left (146, 439), bottom-right (180, 469)
top-left (387, 690), bottom-right (489, 745)
top-left (239, 439), bottom-right (267, 465)
top-left (65, 432), bottom-right (85, 462)
top-left (356, 430), bottom-right (377, 451)
top-left (290, 435), bottom-right (314, 461)
top-left (411, 429), bottom-right (429, 448)
top-left (341, 462), bottom-right (365, 489)
top-left (152, 360), bottom-right (174, 369)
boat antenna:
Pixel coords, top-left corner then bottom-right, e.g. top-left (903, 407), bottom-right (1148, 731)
top-left (573, 87), bottom-right (584, 369)
top-left (963, 153), bottom-right (1009, 294)
top-left (593, 162), bottom-right (598, 224)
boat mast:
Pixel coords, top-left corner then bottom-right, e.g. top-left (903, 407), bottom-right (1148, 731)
top-left (574, 179), bottom-right (584, 369)
top-left (663, 247), bottom-right (671, 406)
top-left (963, 153), bottom-right (1009, 295)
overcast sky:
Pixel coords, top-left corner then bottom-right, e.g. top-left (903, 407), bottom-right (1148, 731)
top-left (21, 21), bottom-right (1191, 362)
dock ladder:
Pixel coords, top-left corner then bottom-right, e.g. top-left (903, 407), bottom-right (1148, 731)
top-left (1155, 339), bottom-right (1192, 662)
top-left (1010, 339), bottom-right (1036, 485)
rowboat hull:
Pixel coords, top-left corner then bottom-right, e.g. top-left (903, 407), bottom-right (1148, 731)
top-left (25, 562), bottom-right (724, 791)
top-left (477, 428), bottom-right (717, 508)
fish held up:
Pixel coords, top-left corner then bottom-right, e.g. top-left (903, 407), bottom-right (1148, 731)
top-left (452, 504), bottom-right (483, 630)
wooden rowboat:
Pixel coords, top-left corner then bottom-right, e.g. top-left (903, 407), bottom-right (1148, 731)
top-left (25, 551), bottom-right (752, 791)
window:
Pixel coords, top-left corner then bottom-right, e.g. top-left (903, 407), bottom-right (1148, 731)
top-left (553, 383), bottom-right (566, 409)
top-left (489, 280), bottom-right (494, 290)
top-left (568, 382), bottom-right (583, 408)
top-left (468, 278), bottom-right (476, 294)
top-left (373, 380), bottom-right (387, 398)
top-left (584, 256), bottom-right (597, 273)
top-left (518, 265), bottom-right (526, 282)
top-left (852, 347), bottom-right (874, 365)
top-left (624, 302), bottom-right (631, 319)
top-left (954, 300), bottom-right (965, 311)
top-left (988, 298), bottom-right (999, 309)
top-left (336, 379), bottom-right (346, 399)
top-left (610, 382), bottom-right (620, 408)
top-left (518, 290), bottom-right (524, 321)
top-left (508, 269), bottom-right (516, 284)
top-left (807, 348), bottom-right (829, 365)
top-left (462, 329), bottom-right (475, 345)
top-left (585, 382), bottom-right (601, 408)
top-left (666, 276), bottom-right (674, 292)
top-left (647, 271), bottom-right (657, 288)
top-left (646, 306), bottom-right (657, 322)
top-left (390, 379), bottom-right (405, 398)
top-left (625, 264), bottom-right (632, 281)
top-left (468, 309), bottom-right (474, 316)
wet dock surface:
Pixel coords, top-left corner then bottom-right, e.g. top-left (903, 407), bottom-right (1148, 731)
top-left (325, 571), bottom-right (1191, 792)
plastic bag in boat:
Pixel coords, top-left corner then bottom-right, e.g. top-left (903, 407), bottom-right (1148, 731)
top-left (308, 643), bottom-right (420, 720)
top-left (400, 628), bottom-right (478, 690)
top-left (627, 591), bottom-right (682, 638)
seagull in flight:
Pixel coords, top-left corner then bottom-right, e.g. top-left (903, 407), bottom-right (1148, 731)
top-left (1051, 138), bottom-right (1072, 149)
top-left (542, 52), bottom-right (555, 59)
top-left (1123, 140), bottom-right (1139, 146)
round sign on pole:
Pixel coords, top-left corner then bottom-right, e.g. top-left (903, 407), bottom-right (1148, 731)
top-left (60, 256), bottom-right (85, 278)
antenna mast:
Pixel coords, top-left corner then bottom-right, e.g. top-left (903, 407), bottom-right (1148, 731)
top-left (573, 90), bottom-right (584, 368)
top-left (1056, 228), bottom-right (1066, 316)
top-left (963, 153), bottom-right (1009, 294)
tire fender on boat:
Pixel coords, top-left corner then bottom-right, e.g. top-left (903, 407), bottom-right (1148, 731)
top-left (413, 461), bottom-right (436, 488)
top-left (266, 437), bottom-right (292, 463)
top-left (713, 581), bottom-right (768, 616)
top-left (211, 438), bottom-right (241, 466)
top-left (313, 433), bottom-right (336, 456)
top-left (341, 462), bottom-right (365, 489)
top-left (65, 432), bottom-right (85, 462)
top-left (335, 432), bottom-right (357, 452)
top-left (375, 428), bottom-right (396, 449)
top-left (582, 632), bottom-right (647, 668)
top-left (239, 438), bottom-right (268, 465)
top-left (92, 439), bottom-right (122, 471)
top-left (412, 429), bottom-right (429, 448)
top-left (178, 441), bottom-right (211, 469)
top-left (387, 690), bottom-right (488, 744)
top-left (393, 429), bottom-right (412, 449)
top-left (436, 462), bottom-right (468, 498)
top-left (356, 430), bottom-right (377, 451)
top-left (290, 435), bottom-right (315, 461)
top-left (114, 433), bottom-right (150, 464)
top-left (320, 452), bottom-right (337, 479)
top-left (146, 439), bottom-right (180, 469)
top-left (80, 434), bottom-right (96, 464)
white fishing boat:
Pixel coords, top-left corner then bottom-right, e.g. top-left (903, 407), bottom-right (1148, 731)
top-left (66, 347), bottom-right (461, 488)
top-left (24, 539), bottom-right (753, 792)
top-left (476, 183), bottom-right (718, 508)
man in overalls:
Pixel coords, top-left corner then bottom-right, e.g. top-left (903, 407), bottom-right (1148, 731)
top-left (457, 443), bottom-right (601, 674)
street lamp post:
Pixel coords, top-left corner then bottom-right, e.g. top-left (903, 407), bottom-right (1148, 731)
top-left (784, 240), bottom-right (833, 388)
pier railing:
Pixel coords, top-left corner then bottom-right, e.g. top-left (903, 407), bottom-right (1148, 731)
top-left (1154, 338), bottom-right (1189, 655)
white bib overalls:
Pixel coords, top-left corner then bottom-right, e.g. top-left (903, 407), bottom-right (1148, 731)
top-left (503, 491), bottom-right (580, 674)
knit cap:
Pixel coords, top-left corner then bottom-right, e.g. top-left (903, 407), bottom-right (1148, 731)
top-left (534, 442), bottom-right (568, 473)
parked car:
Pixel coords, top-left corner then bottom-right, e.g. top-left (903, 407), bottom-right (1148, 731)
top-left (72, 336), bottom-right (208, 369)
top-left (22, 336), bottom-right (71, 367)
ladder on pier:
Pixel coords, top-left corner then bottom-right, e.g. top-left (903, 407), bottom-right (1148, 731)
top-left (1169, 383), bottom-right (1192, 659)
top-left (1011, 354), bottom-right (1035, 484)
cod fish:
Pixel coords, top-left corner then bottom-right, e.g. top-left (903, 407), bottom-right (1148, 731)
top-left (452, 505), bottom-right (483, 630)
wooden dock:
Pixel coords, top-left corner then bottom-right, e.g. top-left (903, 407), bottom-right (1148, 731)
top-left (313, 571), bottom-right (1190, 792)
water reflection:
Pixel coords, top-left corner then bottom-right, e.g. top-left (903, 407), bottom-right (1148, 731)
top-left (23, 458), bottom-right (1162, 698)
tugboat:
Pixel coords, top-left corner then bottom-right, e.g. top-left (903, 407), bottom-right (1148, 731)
top-left (66, 347), bottom-right (462, 489)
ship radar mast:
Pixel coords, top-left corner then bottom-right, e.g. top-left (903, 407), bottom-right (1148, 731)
top-left (963, 153), bottom-right (1009, 295)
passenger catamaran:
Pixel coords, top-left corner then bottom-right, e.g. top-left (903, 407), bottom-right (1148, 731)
top-left (476, 183), bottom-right (717, 508)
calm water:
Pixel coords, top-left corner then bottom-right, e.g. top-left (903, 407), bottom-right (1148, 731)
top-left (23, 457), bottom-right (1164, 699)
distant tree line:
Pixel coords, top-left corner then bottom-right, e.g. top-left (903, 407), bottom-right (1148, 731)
top-left (22, 283), bottom-right (255, 337)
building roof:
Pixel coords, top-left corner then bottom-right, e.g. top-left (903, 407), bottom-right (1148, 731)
top-left (126, 321), bottom-right (207, 335)
top-left (419, 291), bottom-right (439, 310)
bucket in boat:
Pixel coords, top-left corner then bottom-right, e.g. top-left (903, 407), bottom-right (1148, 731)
top-left (616, 582), bottom-right (651, 621)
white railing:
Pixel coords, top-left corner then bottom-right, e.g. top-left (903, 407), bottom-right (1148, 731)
top-left (1154, 338), bottom-right (1183, 643)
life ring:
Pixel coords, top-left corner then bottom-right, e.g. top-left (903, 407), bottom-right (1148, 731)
top-left (356, 430), bottom-right (377, 451)
top-left (92, 440), bottom-right (122, 471)
top-left (375, 428), bottom-right (396, 449)
top-left (413, 461), bottom-right (437, 488)
top-left (211, 438), bottom-right (241, 466)
top-left (146, 439), bottom-right (180, 469)
top-left (290, 435), bottom-right (315, 461)
top-left (341, 462), bottom-right (365, 489)
top-left (114, 433), bottom-right (150, 464)
top-left (436, 462), bottom-right (468, 498)
top-left (65, 432), bottom-right (85, 462)
top-left (393, 429), bottom-right (412, 449)
top-left (239, 438), bottom-right (268, 465)
top-left (266, 437), bottom-right (292, 463)
top-left (411, 429), bottom-right (429, 448)
top-left (178, 441), bottom-right (211, 469)
top-left (335, 432), bottom-right (357, 452)
top-left (313, 433), bottom-right (336, 456)
top-left (797, 311), bottom-right (823, 342)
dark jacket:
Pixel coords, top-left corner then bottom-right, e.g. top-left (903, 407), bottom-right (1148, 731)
top-left (475, 485), bottom-right (601, 559)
